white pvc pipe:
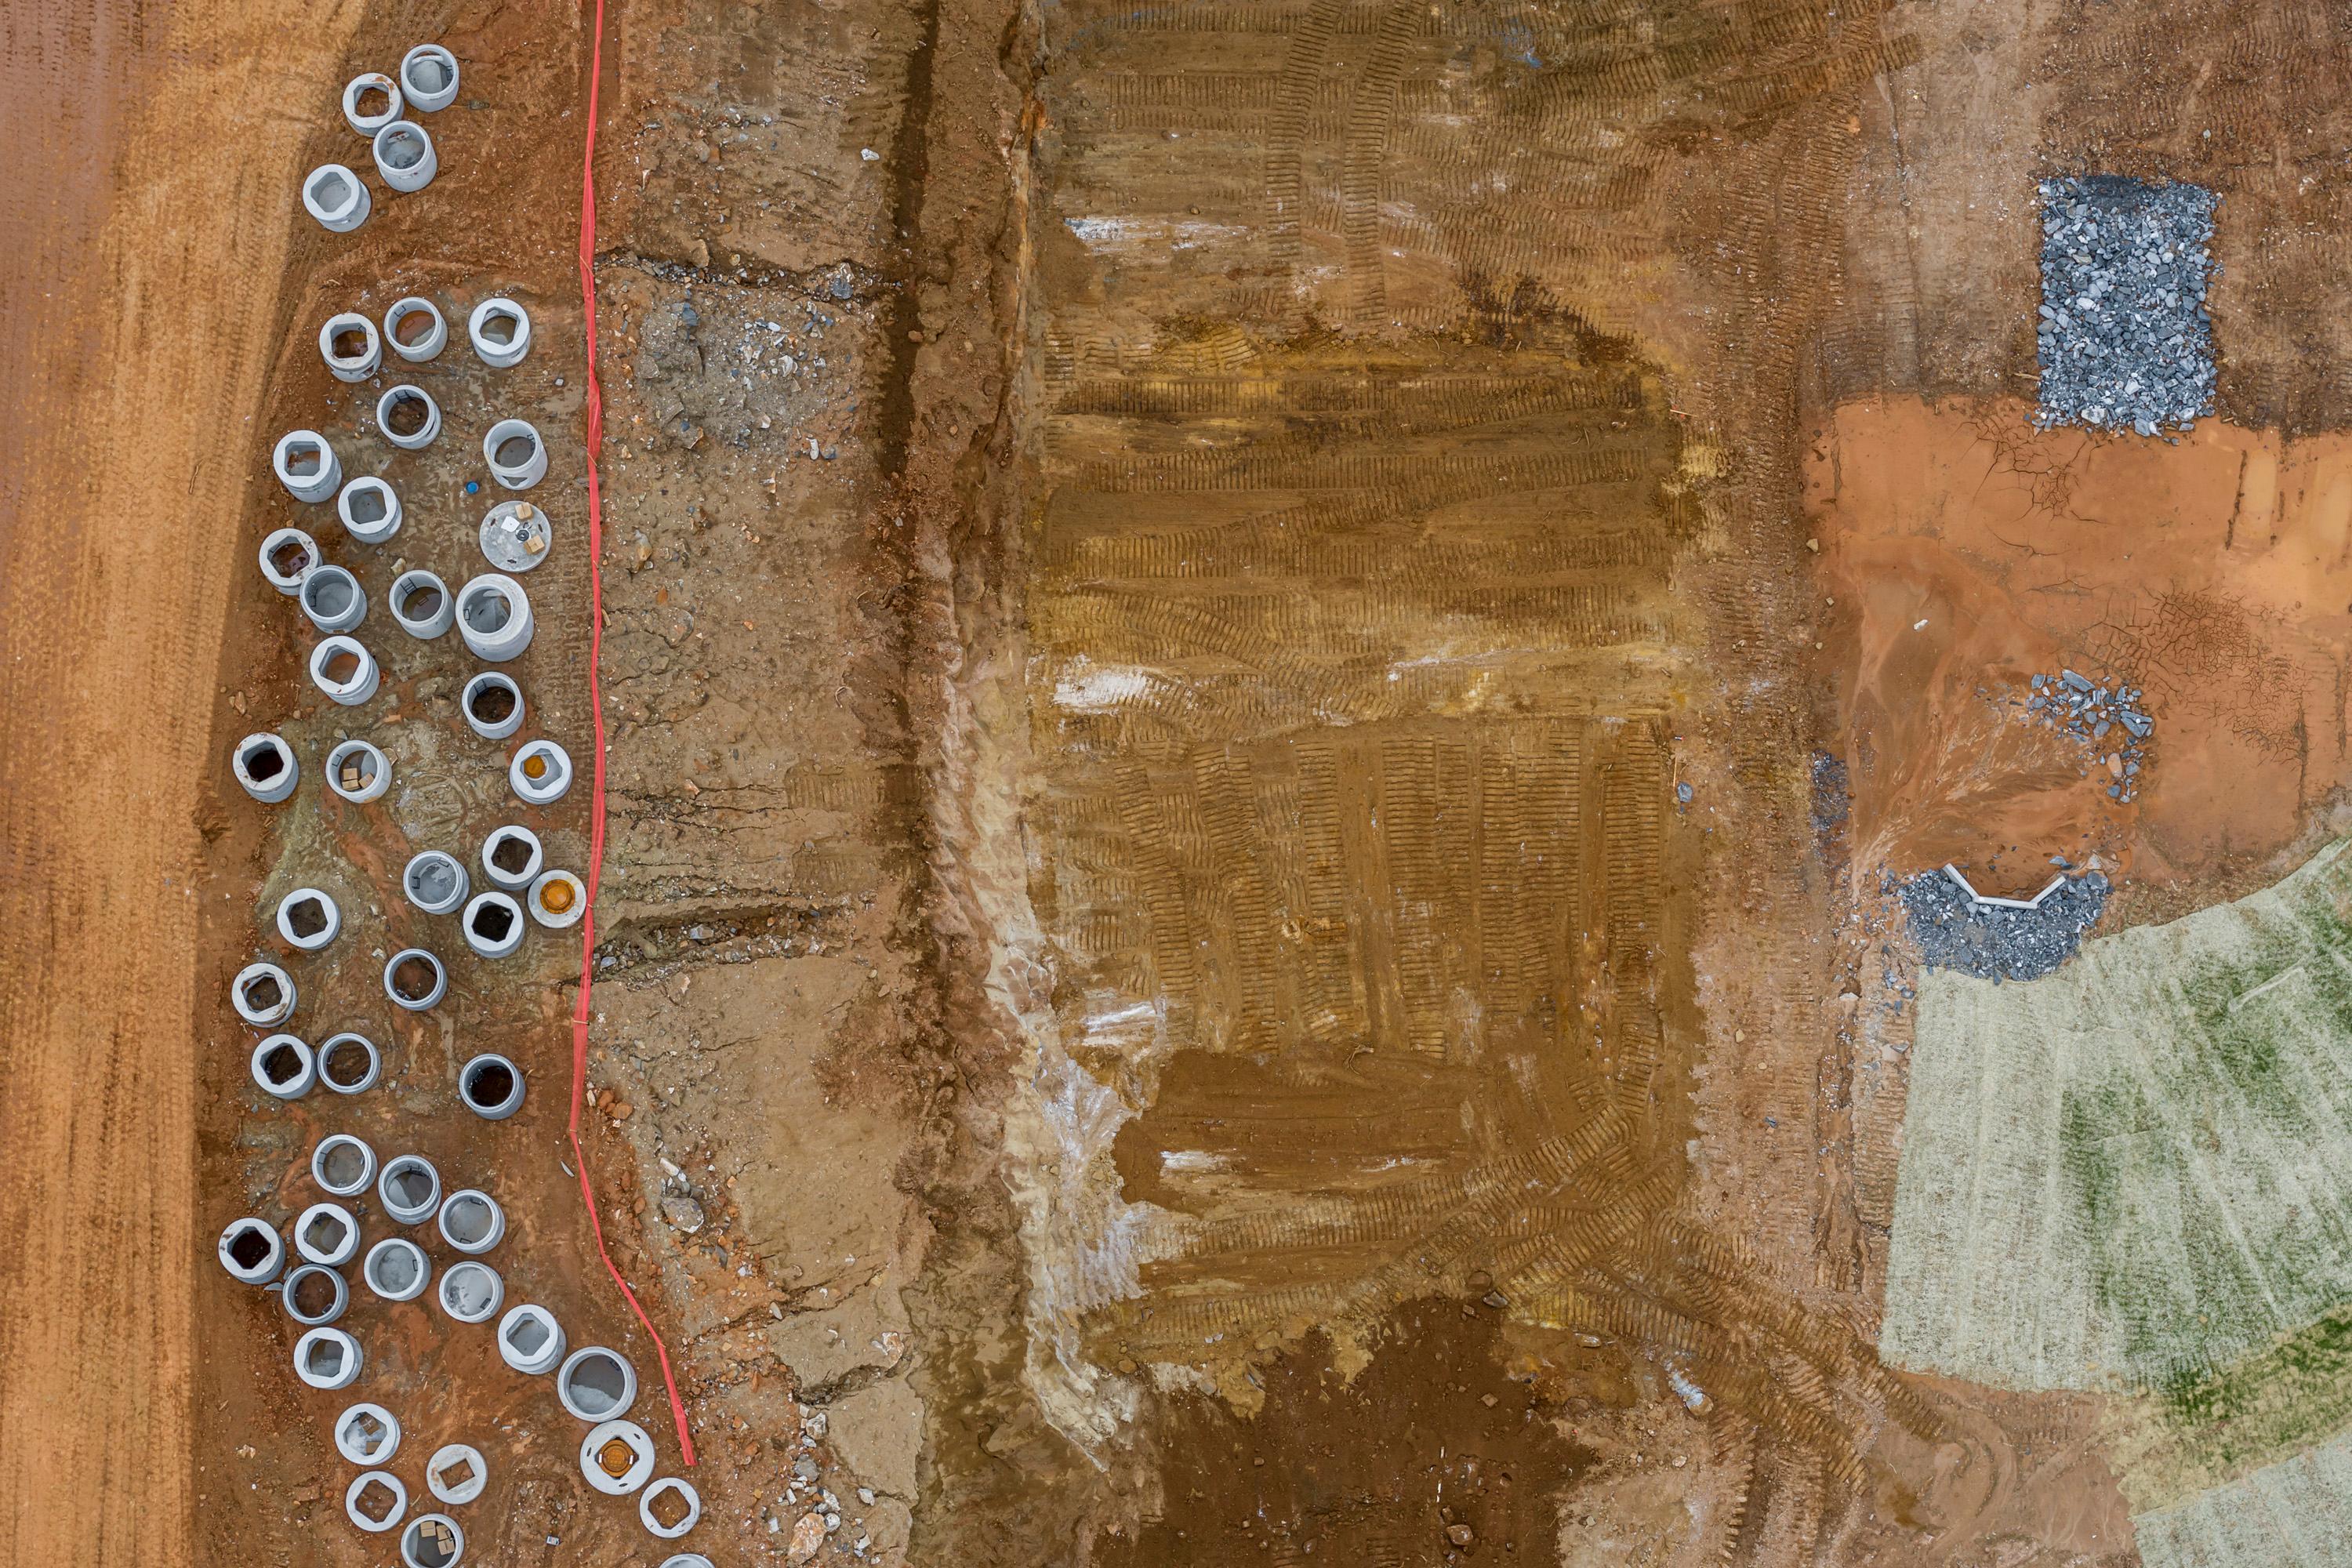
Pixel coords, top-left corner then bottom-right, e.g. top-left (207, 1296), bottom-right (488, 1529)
top-left (557, 1346), bottom-right (638, 1421)
top-left (378, 384), bottom-right (441, 450)
top-left (299, 565), bottom-right (367, 635)
top-left (335, 1402), bottom-right (401, 1466)
top-left (496, 1304), bottom-right (565, 1374)
top-left (436, 1189), bottom-right (505, 1254)
top-left (309, 635), bottom-right (380, 705)
top-left (400, 1515), bottom-right (465, 1568)
top-left (372, 121), bottom-right (437, 193)
top-left (231, 734), bottom-right (299, 804)
top-left (426, 1445), bottom-right (488, 1507)
top-left (319, 313), bottom-right (381, 383)
top-left (481, 419), bottom-right (547, 488)
top-left (402, 851), bottom-right (468, 914)
top-left (459, 1053), bottom-right (524, 1120)
top-left (311, 1132), bottom-right (377, 1197)
top-left (510, 740), bottom-right (573, 805)
top-left (383, 947), bottom-right (448, 1011)
top-left (258, 528), bottom-right (317, 594)
top-left (281, 1262), bottom-right (349, 1326)
top-left (378, 1155), bottom-right (441, 1224)
top-left (400, 45), bottom-right (460, 112)
top-left (317, 1031), bottom-right (381, 1094)
top-left (579, 1419), bottom-right (655, 1495)
top-left (480, 825), bottom-right (543, 890)
top-left (528, 869), bottom-right (586, 930)
top-left (217, 1218), bottom-right (285, 1285)
top-left (391, 570), bottom-right (453, 640)
top-left (342, 72), bottom-right (402, 136)
top-left (461, 671), bottom-right (524, 737)
top-left (345, 1471), bottom-right (407, 1534)
top-left (275, 887), bottom-right (341, 950)
top-left (325, 739), bottom-right (390, 804)
top-left (295, 1327), bottom-right (365, 1391)
top-left (462, 891), bottom-right (525, 959)
top-left (274, 430), bottom-right (341, 503)
top-left (437, 1261), bottom-right (503, 1323)
top-left (302, 165), bottom-right (369, 232)
top-left (456, 575), bottom-right (534, 661)
top-left (293, 1200), bottom-right (361, 1267)
top-left (363, 1236), bottom-right (430, 1302)
top-left (468, 299), bottom-right (532, 367)
top-left (231, 959), bottom-right (296, 1024)
top-left (383, 296), bottom-right (446, 361)
top-left (638, 1478), bottom-right (702, 1540)
top-left (338, 477), bottom-right (403, 544)
top-left (251, 1033), bottom-right (316, 1099)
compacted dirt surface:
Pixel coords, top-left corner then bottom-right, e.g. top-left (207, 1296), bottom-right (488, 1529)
top-left (16, 0), bottom-right (2352, 1564)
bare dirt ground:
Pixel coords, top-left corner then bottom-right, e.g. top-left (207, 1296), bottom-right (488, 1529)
top-left (15, 0), bottom-right (2352, 1563)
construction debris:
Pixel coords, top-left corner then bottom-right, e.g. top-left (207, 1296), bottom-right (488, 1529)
top-left (2023, 669), bottom-right (2153, 802)
top-left (1898, 866), bottom-right (2111, 981)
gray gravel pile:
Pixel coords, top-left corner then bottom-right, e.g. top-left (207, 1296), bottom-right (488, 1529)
top-left (2024, 668), bottom-right (2153, 802)
top-left (2035, 176), bottom-right (2217, 436)
top-left (1898, 867), bottom-right (2111, 982)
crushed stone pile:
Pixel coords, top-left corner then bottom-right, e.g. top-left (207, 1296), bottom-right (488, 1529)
top-left (2024, 668), bottom-right (2153, 802)
top-left (1898, 867), bottom-right (2111, 982)
top-left (2035, 175), bottom-right (2217, 436)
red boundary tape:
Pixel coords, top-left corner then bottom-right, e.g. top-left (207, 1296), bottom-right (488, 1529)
top-left (571, 0), bottom-right (698, 1465)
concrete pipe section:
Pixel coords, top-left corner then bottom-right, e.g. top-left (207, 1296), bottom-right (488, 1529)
top-left (436, 1189), bottom-right (505, 1254)
top-left (478, 500), bottom-right (552, 572)
top-left (383, 948), bottom-right (448, 1011)
top-left (294, 1200), bottom-right (361, 1268)
top-left (280, 1262), bottom-right (348, 1327)
top-left (400, 45), bottom-right (460, 112)
top-left (273, 430), bottom-right (341, 503)
top-left (378, 1154), bottom-right (442, 1225)
top-left (216, 1218), bottom-right (284, 1285)
top-left (384, 296), bottom-right (447, 361)
top-left (302, 164), bottom-right (369, 232)
top-left (580, 1418), bottom-right (655, 1495)
top-left (311, 1133), bottom-right (377, 1198)
top-left (309, 635), bottom-right (380, 706)
top-left (481, 825), bottom-right (543, 890)
top-left (294, 1327), bottom-right (365, 1391)
top-left (346, 1471), bottom-right (407, 1534)
top-left (378, 383), bottom-right (442, 450)
top-left (275, 886), bottom-right (341, 950)
top-left (339, 476), bottom-right (403, 544)
top-left (639, 1477), bottom-right (702, 1541)
top-left (467, 298), bottom-right (531, 367)
top-left (325, 739), bottom-right (390, 804)
top-left (402, 851), bottom-right (469, 914)
top-left (299, 564), bottom-right (367, 635)
top-left (461, 891), bottom-right (525, 960)
top-left (318, 312), bottom-right (381, 383)
top-left (510, 740), bottom-right (573, 805)
top-left (363, 1236), bottom-right (430, 1303)
top-left (392, 570), bottom-right (455, 640)
top-left (400, 1514), bottom-right (464, 1568)
top-left (461, 671), bottom-right (523, 737)
top-left (456, 575), bottom-right (533, 661)
top-left (335, 1403), bottom-right (401, 1467)
top-left (661, 1557), bottom-right (718, 1568)
top-left (318, 1032), bottom-right (382, 1094)
top-left (426, 1445), bottom-right (487, 1508)
top-left (528, 869), bottom-right (586, 930)
top-left (496, 1304), bottom-right (564, 1374)
top-left (459, 1053), bottom-right (524, 1120)
top-left (372, 121), bottom-right (436, 193)
top-left (340, 71), bottom-right (402, 136)
top-left (231, 959), bottom-right (296, 1024)
top-left (231, 734), bottom-right (299, 804)
top-left (481, 419), bottom-right (547, 490)
top-left (556, 1347), bottom-right (637, 1421)
top-left (250, 1034), bottom-right (317, 1100)
top-left (258, 528), bottom-right (317, 594)
top-left (437, 1260), bottom-right (503, 1324)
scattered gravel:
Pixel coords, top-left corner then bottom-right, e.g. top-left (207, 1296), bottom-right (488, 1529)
top-left (2023, 668), bottom-right (2154, 801)
top-left (1899, 866), bottom-right (2111, 981)
top-left (2035, 175), bottom-right (2218, 436)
